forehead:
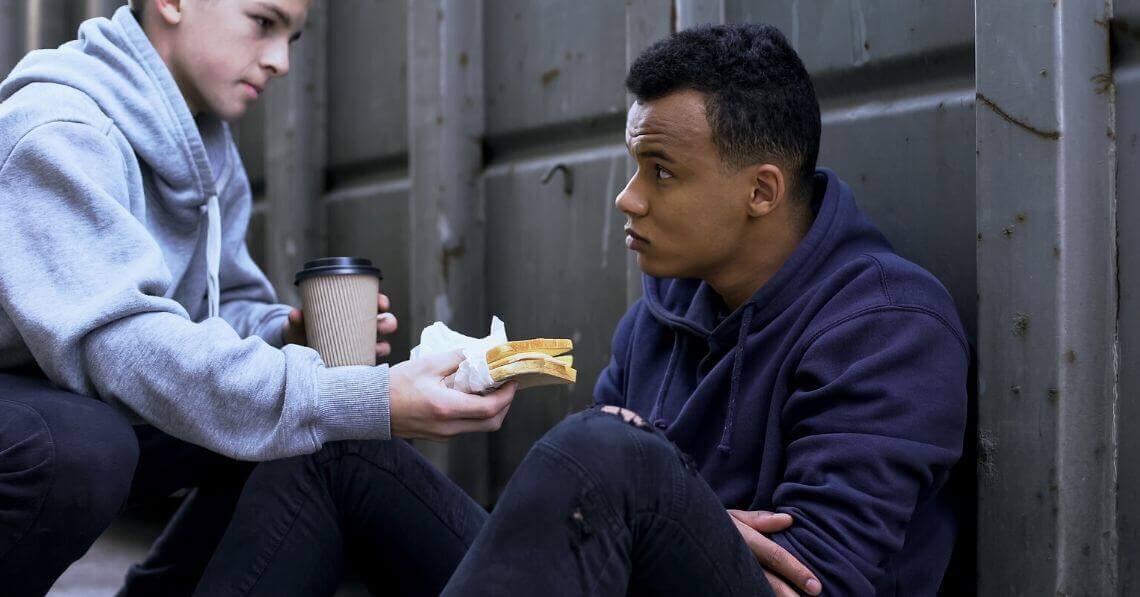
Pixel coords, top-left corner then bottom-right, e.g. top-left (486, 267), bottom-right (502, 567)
top-left (625, 89), bottom-right (710, 145)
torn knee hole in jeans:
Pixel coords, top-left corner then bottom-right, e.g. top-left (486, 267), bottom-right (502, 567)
top-left (599, 405), bottom-right (648, 429)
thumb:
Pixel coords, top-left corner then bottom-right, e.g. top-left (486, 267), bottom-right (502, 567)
top-left (419, 349), bottom-right (466, 376)
top-left (288, 308), bottom-right (303, 325)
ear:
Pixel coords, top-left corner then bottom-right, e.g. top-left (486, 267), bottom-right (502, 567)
top-left (746, 164), bottom-right (787, 218)
top-left (152, 0), bottom-right (185, 25)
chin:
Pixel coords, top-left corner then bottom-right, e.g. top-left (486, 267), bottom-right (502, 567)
top-left (208, 100), bottom-right (249, 123)
top-left (636, 255), bottom-right (686, 279)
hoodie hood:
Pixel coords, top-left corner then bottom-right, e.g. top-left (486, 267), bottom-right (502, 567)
top-left (640, 168), bottom-right (893, 451)
top-left (0, 7), bottom-right (226, 317)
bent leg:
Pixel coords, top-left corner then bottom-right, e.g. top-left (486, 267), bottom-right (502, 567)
top-left (0, 374), bottom-right (139, 597)
top-left (443, 407), bottom-right (771, 597)
top-left (196, 439), bottom-right (488, 597)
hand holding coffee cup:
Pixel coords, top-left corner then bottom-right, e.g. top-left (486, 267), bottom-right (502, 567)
top-left (292, 257), bottom-right (390, 367)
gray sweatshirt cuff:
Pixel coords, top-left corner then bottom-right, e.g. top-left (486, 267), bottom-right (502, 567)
top-left (259, 308), bottom-right (291, 347)
top-left (314, 364), bottom-right (392, 443)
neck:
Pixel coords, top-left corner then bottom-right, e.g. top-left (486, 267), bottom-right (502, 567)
top-left (141, 18), bottom-right (201, 116)
top-left (707, 207), bottom-right (810, 312)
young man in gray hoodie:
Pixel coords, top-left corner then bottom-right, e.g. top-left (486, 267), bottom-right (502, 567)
top-left (0, 1), bottom-right (516, 594)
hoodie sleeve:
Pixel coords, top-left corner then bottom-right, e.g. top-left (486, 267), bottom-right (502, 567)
top-left (769, 307), bottom-right (968, 595)
top-left (216, 139), bottom-right (290, 347)
top-left (0, 121), bottom-right (391, 460)
top-left (593, 299), bottom-right (642, 407)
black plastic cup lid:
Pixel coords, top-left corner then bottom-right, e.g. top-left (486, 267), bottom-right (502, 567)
top-left (294, 257), bottom-right (383, 285)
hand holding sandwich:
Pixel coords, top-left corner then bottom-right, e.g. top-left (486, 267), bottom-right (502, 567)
top-left (389, 350), bottom-right (517, 441)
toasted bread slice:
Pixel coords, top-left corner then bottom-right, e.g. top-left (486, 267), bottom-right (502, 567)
top-left (488, 351), bottom-right (574, 370)
top-left (485, 339), bottom-right (572, 364)
top-left (490, 356), bottom-right (576, 390)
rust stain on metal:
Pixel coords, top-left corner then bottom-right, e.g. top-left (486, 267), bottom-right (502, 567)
top-left (1092, 72), bottom-right (1115, 95)
top-left (1012, 312), bottom-right (1030, 337)
top-left (976, 92), bottom-right (1061, 141)
top-left (541, 68), bottom-right (561, 87)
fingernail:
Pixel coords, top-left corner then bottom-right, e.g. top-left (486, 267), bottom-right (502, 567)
top-left (806, 578), bottom-right (821, 594)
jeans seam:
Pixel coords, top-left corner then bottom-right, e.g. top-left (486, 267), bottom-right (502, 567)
top-left (0, 398), bottom-right (56, 564)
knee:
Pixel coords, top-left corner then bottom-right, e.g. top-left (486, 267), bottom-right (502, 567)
top-left (540, 407), bottom-right (664, 471)
top-left (0, 397), bottom-right (137, 548)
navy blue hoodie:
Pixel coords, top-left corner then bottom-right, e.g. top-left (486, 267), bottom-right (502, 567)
top-left (594, 169), bottom-right (968, 596)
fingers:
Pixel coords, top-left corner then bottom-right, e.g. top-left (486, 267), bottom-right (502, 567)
top-left (376, 342), bottom-right (392, 358)
top-left (764, 571), bottom-right (798, 597)
top-left (377, 312), bottom-right (398, 335)
top-left (431, 382), bottom-right (517, 420)
top-left (288, 308), bottom-right (303, 325)
top-left (377, 293), bottom-right (391, 312)
top-left (418, 349), bottom-right (465, 376)
top-left (728, 509), bottom-right (794, 534)
top-left (479, 382), bottom-right (517, 416)
top-left (732, 517), bottom-right (820, 595)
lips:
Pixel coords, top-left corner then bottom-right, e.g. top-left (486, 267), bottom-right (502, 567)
top-left (624, 226), bottom-right (649, 251)
top-left (242, 81), bottom-right (265, 98)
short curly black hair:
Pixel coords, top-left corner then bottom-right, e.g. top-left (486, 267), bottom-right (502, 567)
top-left (626, 23), bottom-right (820, 195)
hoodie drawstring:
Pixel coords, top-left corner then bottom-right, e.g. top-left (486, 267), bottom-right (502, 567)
top-left (202, 195), bottom-right (221, 318)
top-left (719, 303), bottom-right (754, 454)
top-left (650, 332), bottom-right (684, 428)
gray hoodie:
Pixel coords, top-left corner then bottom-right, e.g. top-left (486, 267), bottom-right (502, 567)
top-left (0, 7), bottom-right (391, 460)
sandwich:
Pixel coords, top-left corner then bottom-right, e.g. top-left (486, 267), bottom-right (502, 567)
top-left (486, 339), bottom-right (576, 390)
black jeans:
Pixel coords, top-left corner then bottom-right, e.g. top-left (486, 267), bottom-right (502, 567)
top-left (0, 373), bottom-right (252, 597)
top-left (197, 407), bottom-right (772, 596)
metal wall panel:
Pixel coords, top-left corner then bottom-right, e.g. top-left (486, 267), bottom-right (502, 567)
top-left (976, 1), bottom-right (1116, 594)
top-left (726, 0), bottom-right (972, 75)
top-left (483, 147), bottom-right (631, 500)
top-left (484, 0), bottom-right (627, 137)
top-left (327, 0), bottom-right (408, 170)
top-left (1113, 2), bottom-right (1140, 594)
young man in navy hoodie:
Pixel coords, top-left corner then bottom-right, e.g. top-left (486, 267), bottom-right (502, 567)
top-left (196, 23), bottom-right (968, 596)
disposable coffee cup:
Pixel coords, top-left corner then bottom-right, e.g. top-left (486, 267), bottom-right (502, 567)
top-left (294, 257), bottom-right (383, 367)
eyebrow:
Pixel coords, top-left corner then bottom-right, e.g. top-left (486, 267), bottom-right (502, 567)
top-left (255, 2), bottom-right (292, 28)
top-left (633, 145), bottom-right (675, 163)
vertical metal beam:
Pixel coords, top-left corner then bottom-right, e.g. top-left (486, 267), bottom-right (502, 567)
top-left (24, 0), bottom-right (71, 52)
top-left (85, 0), bottom-right (122, 19)
top-left (976, 1), bottom-right (1117, 594)
top-left (408, 0), bottom-right (488, 504)
top-left (264, 3), bottom-right (327, 306)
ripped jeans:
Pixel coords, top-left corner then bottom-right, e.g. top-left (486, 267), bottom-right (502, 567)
top-left (195, 407), bottom-right (772, 596)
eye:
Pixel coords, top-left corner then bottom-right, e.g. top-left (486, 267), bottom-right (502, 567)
top-left (253, 16), bottom-right (273, 31)
top-left (655, 165), bottom-right (674, 180)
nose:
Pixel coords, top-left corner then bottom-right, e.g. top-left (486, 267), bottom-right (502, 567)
top-left (262, 39), bottom-right (291, 77)
top-left (615, 174), bottom-right (648, 217)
